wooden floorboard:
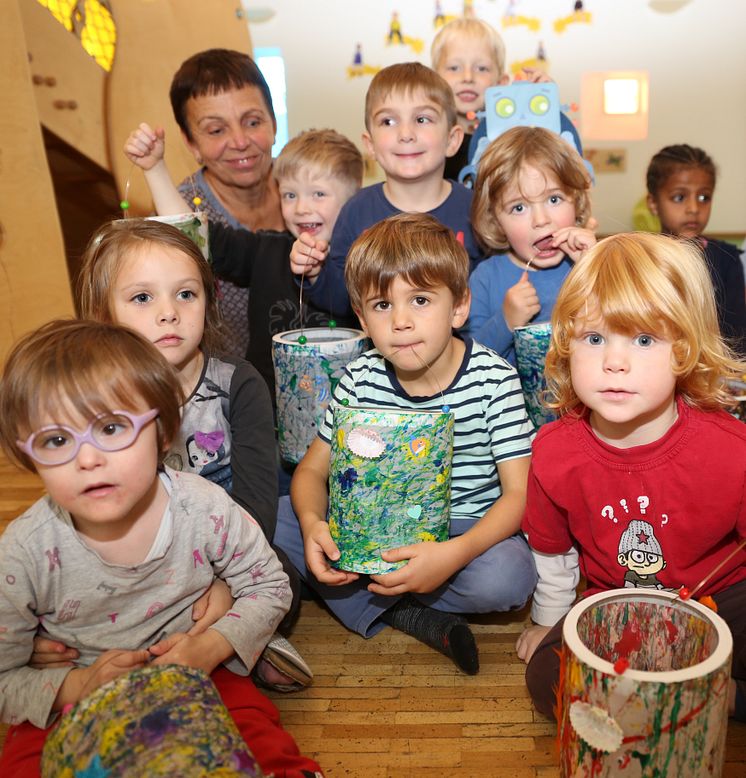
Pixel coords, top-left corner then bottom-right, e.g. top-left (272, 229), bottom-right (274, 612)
top-left (1, 455), bottom-right (744, 776)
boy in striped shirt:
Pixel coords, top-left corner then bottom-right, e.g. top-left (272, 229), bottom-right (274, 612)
top-left (275, 213), bottom-right (537, 673)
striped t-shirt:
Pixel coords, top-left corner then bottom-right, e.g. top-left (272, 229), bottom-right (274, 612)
top-left (319, 338), bottom-right (534, 528)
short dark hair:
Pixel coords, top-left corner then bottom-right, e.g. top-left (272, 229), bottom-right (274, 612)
top-left (646, 144), bottom-right (716, 196)
top-left (0, 320), bottom-right (184, 471)
top-left (345, 213), bottom-right (469, 313)
top-left (170, 48), bottom-right (275, 140)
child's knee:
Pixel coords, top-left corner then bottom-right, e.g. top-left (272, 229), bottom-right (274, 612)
top-left (474, 536), bottom-right (538, 610)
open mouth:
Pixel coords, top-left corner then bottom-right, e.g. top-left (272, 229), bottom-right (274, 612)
top-left (457, 90), bottom-right (479, 102)
top-left (83, 483), bottom-right (115, 496)
top-left (297, 222), bottom-right (323, 235)
top-left (532, 235), bottom-right (556, 254)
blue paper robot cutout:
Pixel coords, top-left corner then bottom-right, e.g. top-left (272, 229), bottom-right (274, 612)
top-left (458, 82), bottom-right (593, 186)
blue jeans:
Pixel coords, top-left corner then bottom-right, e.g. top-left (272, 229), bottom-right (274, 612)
top-left (274, 496), bottom-right (538, 638)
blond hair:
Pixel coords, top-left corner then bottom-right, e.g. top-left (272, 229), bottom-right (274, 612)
top-left (364, 62), bottom-right (457, 131)
top-left (345, 213), bottom-right (469, 314)
top-left (0, 320), bottom-right (184, 471)
top-left (471, 126), bottom-right (592, 252)
top-left (77, 219), bottom-right (224, 355)
top-left (273, 129), bottom-right (363, 196)
top-left (545, 232), bottom-right (746, 415)
top-left (431, 17), bottom-right (506, 78)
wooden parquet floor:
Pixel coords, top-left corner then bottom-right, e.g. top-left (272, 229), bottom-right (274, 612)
top-left (1, 456), bottom-right (744, 776)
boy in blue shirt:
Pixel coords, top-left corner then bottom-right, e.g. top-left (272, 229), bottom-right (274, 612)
top-left (290, 62), bottom-right (483, 318)
top-left (276, 213), bottom-right (537, 674)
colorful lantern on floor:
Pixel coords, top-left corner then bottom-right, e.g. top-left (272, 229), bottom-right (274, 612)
top-left (41, 664), bottom-right (262, 777)
top-left (513, 321), bottom-right (555, 428)
top-left (329, 406), bottom-right (454, 573)
top-left (559, 588), bottom-right (732, 777)
top-left (273, 328), bottom-right (367, 463)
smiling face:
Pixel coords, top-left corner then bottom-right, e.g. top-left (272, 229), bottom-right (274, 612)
top-left (647, 166), bottom-right (714, 240)
top-left (436, 36), bottom-right (502, 124)
top-left (495, 164), bottom-right (578, 269)
top-left (362, 88), bottom-right (462, 184)
top-left (110, 245), bottom-right (205, 386)
top-left (569, 319), bottom-right (678, 447)
top-left (29, 395), bottom-right (164, 541)
top-left (356, 276), bottom-right (470, 391)
top-left (278, 168), bottom-right (354, 243)
top-left (183, 84), bottom-right (276, 192)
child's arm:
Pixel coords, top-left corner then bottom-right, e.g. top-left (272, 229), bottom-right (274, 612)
top-left (291, 438), bottom-right (360, 586)
top-left (151, 489), bottom-right (292, 674)
top-left (466, 262), bottom-right (523, 363)
top-left (123, 122), bottom-right (191, 215)
top-left (369, 455), bottom-right (531, 595)
top-left (516, 547), bottom-right (580, 663)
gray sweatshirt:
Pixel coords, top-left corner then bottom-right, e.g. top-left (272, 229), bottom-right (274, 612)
top-left (0, 468), bottom-right (290, 728)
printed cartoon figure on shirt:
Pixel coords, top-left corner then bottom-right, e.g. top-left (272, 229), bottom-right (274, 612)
top-left (617, 519), bottom-right (668, 590)
top-left (186, 430), bottom-right (226, 478)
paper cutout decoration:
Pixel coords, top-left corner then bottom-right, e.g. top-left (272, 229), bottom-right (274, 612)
top-left (41, 664), bottom-right (263, 777)
top-left (554, 8), bottom-right (592, 33)
top-left (459, 82), bottom-right (562, 184)
top-left (513, 322), bottom-right (555, 428)
top-left (146, 211), bottom-right (209, 260)
top-left (329, 406), bottom-right (454, 573)
top-left (559, 589), bottom-right (732, 777)
top-left (273, 328), bottom-right (367, 463)
top-left (502, 14), bottom-right (541, 32)
top-left (385, 11), bottom-right (424, 55)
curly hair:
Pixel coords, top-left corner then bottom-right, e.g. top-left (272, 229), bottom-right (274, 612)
top-left (471, 126), bottom-right (592, 252)
top-left (545, 232), bottom-right (745, 415)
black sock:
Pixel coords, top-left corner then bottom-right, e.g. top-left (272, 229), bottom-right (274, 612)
top-left (381, 596), bottom-right (479, 675)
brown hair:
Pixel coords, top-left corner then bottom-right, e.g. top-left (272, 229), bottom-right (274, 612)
top-left (364, 62), bottom-right (458, 131)
top-left (0, 319), bottom-right (183, 471)
top-left (77, 218), bottom-right (224, 355)
top-left (345, 213), bottom-right (469, 313)
top-left (169, 48), bottom-right (275, 140)
top-left (646, 144), bottom-right (716, 196)
top-left (273, 129), bottom-right (363, 196)
top-left (545, 232), bottom-right (746, 415)
top-left (431, 17), bottom-right (506, 78)
top-left (471, 126), bottom-right (592, 251)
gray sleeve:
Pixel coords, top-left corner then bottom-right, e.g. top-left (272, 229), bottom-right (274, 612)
top-left (0, 526), bottom-right (73, 727)
top-left (200, 497), bottom-right (291, 672)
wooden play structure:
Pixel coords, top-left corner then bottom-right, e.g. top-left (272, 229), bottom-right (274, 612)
top-left (1, 0), bottom-right (253, 361)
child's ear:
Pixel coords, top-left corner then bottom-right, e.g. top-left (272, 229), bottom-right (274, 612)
top-left (451, 290), bottom-right (471, 329)
top-left (646, 193), bottom-right (659, 216)
top-left (354, 308), bottom-right (370, 337)
top-left (361, 131), bottom-right (376, 160)
top-left (446, 124), bottom-right (465, 158)
top-left (498, 73), bottom-right (511, 86)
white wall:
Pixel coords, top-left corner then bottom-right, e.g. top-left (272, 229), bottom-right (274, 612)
top-left (251, 0), bottom-right (746, 235)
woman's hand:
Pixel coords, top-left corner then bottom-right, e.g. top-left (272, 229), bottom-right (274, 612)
top-left (188, 579), bottom-right (234, 636)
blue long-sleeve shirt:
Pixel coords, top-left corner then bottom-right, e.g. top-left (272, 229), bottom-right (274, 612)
top-left (304, 182), bottom-right (483, 318)
top-left (465, 253), bottom-right (574, 365)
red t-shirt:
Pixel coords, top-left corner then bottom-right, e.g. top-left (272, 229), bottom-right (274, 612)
top-left (523, 398), bottom-right (746, 597)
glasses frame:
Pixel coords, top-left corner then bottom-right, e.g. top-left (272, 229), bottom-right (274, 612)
top-left (17, 408), bottom-right (159, 467)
